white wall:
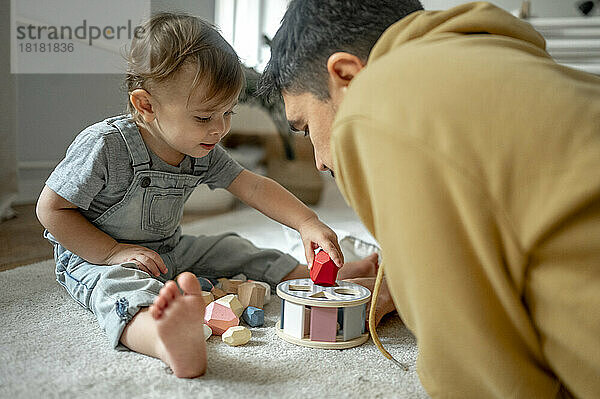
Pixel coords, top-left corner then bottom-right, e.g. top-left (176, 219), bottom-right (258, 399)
top-left (12, 0), bottom-right (586, 203)
top-left (14, 0), bottom-right (216, 203)
top-left (1, 0), bottom-right (19, 219)
top-left (422, 0), bottom-right (598, 17)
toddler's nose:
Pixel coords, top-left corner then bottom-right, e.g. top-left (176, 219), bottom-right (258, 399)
top-left (209, 116), bottom-right (226, 136)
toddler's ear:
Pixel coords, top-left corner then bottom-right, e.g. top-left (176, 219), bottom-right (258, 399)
top-left (130, 89), bottom-right (155, 122)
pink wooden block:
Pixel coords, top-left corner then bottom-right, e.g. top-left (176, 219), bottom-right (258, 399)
top-left (204, 302), bottom-right (239, 335)
top-left (309, 307), bottom-right (337, 342)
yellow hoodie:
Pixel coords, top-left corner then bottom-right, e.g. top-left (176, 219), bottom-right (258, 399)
top-left (332, 2), bottom-right (600, 398)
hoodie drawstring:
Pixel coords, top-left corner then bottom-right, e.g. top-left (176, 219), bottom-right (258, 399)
top-left (369, 264), bottom-right (409, 371)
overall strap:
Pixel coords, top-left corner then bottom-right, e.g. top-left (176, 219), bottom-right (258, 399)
top-left (108, 116), bottom-right (151, 173)
top-left (191, 155), bottom-right (209, 176)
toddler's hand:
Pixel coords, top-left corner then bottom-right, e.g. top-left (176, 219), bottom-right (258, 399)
top-left (105, 243), bottom-right (168, 277)
top-left (297, 216), bottom-right (344, 269)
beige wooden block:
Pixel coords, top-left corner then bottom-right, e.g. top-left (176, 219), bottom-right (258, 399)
top-left (231, 273), bottom-right (247, 281)
top-left (249, 280), bottom-right (271, 304)
top-left (203, 324), bottom-right (212, 341)
top-left (215, 294), bottom-right (244, 318)
top-left (222, 326), bottom-right (252, 346)
top-left (217, 278), bottom-right (228, 289)
top-left (304, 307), bottom-right (311, 336)
top-left (211, 287), bottom-right (227, 299)
top-left (200, 291), bottom-right (214, 306)
top-left (238, 282), bottom-right (266, 309)
top-left (221, 279), bottom-right (245, 294)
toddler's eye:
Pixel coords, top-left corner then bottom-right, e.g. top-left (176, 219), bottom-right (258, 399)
top-left (195, 116), bottom-right (211, 123)
top-left (224, 111), bottom-right (236, 117)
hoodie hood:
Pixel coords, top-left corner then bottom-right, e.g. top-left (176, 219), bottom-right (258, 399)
top-left (369, 1), bottom-right (546, 64)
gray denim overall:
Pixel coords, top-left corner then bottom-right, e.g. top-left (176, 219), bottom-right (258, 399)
top-left (45, 115), bottom-right (298, 349)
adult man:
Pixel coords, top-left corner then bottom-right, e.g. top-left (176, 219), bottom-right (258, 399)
top-left (259, 1), bottom-right (600, 398)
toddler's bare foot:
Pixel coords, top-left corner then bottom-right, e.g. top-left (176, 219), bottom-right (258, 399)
top-left (337, 253), bottom-right (379, 280)
top-left (343, 276), bottom-right (396, 328)
top-left (149, 272), bottom-right (207, 378)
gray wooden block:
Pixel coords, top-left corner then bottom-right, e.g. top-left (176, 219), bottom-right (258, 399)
top-left (242, 306), bottom-right (264, 327)
top-left (343, 304), bottom-right (365, 341)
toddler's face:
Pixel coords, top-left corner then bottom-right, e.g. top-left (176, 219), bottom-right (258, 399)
top-left (149, 64), bottom-right (238, 159)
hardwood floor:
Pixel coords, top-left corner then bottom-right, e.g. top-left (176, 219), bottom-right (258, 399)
top-left (0, 204), bottom-right (52, 271)
top-left (0, 204), bottom-right (233, 272)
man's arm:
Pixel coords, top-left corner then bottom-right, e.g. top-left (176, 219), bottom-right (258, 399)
top-left (331, 117), bottom-right (557, 397)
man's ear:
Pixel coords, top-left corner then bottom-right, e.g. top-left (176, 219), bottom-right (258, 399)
top-left (129, 89), bottom-right (156, 123)
top-left (326, 52), bottom-right (365, 94)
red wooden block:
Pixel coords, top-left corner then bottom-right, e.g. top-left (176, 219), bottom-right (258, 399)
top-left (310, 251), bottom-right (338, 286)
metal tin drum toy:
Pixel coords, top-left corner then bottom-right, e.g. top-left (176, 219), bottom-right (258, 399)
top-left (275, 278), bottom-right (371, 349)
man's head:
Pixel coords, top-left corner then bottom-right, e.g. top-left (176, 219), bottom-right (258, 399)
top-left (259, 0), bottom-right (423, 172)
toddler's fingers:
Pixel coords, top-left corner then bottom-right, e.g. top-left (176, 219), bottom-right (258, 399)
top-left (144, 249), bottom-right (168, 274)
top-left (321, 241), bottom-right (344, 268)
top-left (129, 260), bottom-right (152, 276)
top-left (137, 254), bottom-right (161, 276)
top-left (303, 241), bottom-right (315, 269)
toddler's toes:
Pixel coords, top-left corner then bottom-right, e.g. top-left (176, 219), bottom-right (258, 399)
top-left (161, 281), bottom-right (180, 299)
top-left (177, 272), bottom-right (203, 296)
top-left (151, 281), bottom-right (182, 320)
top-left (149, 303), bottom-right (161, 319)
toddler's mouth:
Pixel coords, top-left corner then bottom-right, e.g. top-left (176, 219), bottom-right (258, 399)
top-left (200, 143), bottom-right (216, 150)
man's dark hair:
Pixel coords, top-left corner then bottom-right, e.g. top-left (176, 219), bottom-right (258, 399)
top-left (259, 0), bottom-right (424, 100)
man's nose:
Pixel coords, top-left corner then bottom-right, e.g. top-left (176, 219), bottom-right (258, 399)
top-left (315, 155), bottom-right (328, 172)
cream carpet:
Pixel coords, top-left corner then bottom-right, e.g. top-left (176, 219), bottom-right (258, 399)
top-left (0, 179), bottom-right (428, 398)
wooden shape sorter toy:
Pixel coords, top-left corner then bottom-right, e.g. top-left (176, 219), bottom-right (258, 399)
top-left (275, 278), bottom-right (371, 349)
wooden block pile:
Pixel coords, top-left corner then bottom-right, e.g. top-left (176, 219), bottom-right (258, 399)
top-left (201, 277), bottom-right (271, 347)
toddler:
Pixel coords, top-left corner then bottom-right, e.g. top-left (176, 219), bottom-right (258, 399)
top-left (36, 12), bottom-right (380, 378)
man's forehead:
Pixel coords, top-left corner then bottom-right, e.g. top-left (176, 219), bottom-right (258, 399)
top-left (282, 91), bottom-right (310, 121)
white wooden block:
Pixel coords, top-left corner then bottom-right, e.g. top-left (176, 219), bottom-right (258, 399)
top-left (203, 323), bottom-right (212, 341)
top-left (222, 326), bottom-right (252, 346)
top-left (343, 304), bottom-right (365, 341)
top-left (282, 300), bottom-right (305, 339)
